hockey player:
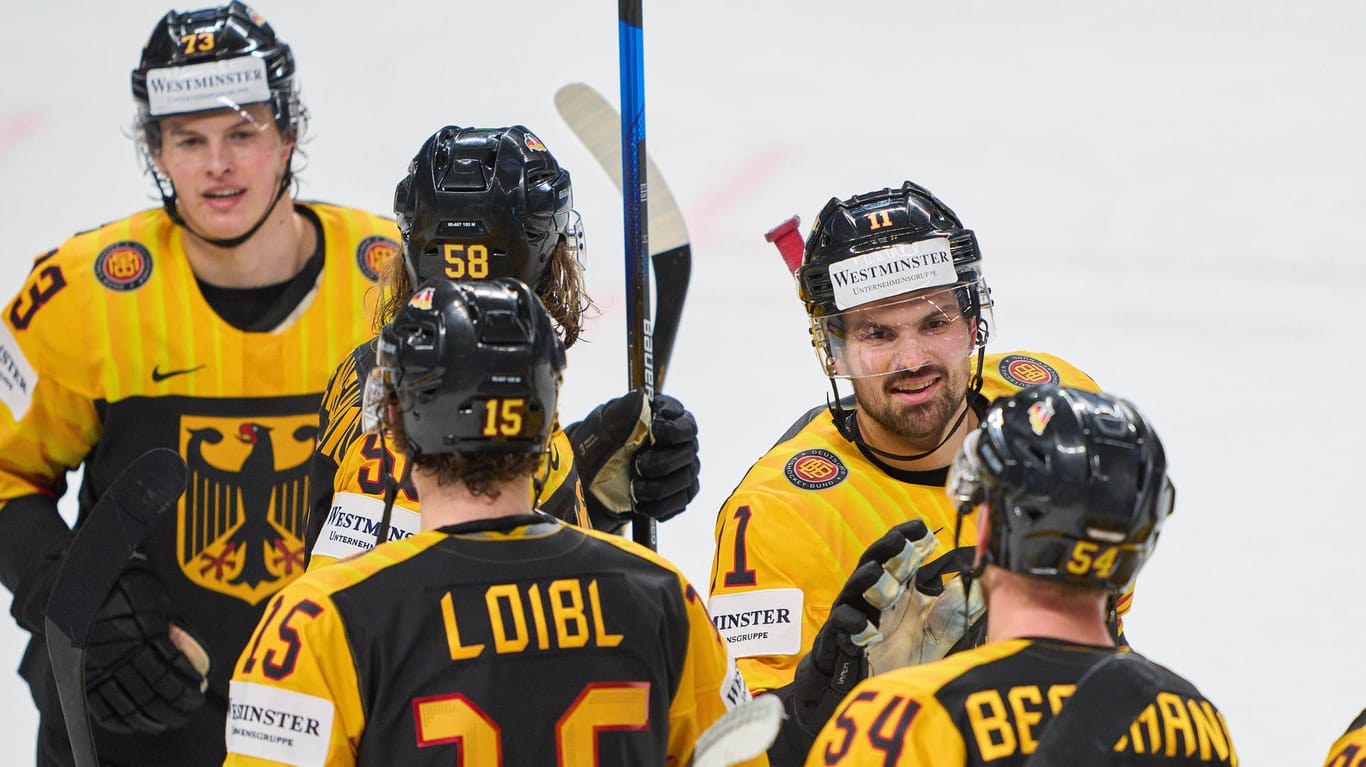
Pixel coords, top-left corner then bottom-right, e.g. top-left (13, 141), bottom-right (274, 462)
top-left (304, 124), bottom-right (701, 569)
top-left (0, 3), bottom-right (403, 765)
top-left (225, 279), bottom-right (759, 766)
top-left (1323, 709), bottom-right (1366, 767)
top-left (805, 384), bottom-right (1237, 766)
top-left (705, 182), bottom-right (1106, 763)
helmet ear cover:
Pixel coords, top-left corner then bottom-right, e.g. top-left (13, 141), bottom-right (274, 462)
top-left (378, 278), bottom-right (566, 457)
top-left (956, 385), bottom-right (1175, 591)
top-left (131, 2), bottom-right (303, 150)
top-left (394, 125), bottom-right (576, 291)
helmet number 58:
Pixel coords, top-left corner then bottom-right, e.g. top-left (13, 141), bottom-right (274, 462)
top-left (444, 244), bottom-right (491, 280)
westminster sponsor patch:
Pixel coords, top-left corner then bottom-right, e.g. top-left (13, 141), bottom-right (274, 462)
top-left (784, 449), bottom-right (848, 491)
top-left (146, 56), bottom-right (270, 117)
top-left (311, 492), bottom-right (420, 562)
top-left (0, 322), bottom-right (37, 420)
top-left (226, 680), bottom-right (333, 767)
top-left (708, 589), bottom-right (803, 657)
top-left (719, 653), bottom-right (753, 710)
top-left (998, 354), bottom-right (1060, 388)
top-left (826, 237), bottom-right (956, 310)
top-left (355, 235), bottom-right (397, 282)
top-left (94, 241), bottom-right (152, 292)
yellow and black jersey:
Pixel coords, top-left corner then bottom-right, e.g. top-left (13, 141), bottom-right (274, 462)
top-left (707, 352), bottom-right (1105, 694)
top-left (805, 638), bottom-right (1237, 766)
top-left (303, 340), bottom-right (586, 571)
top-left (0, 203), bottom-right (398, 764)
top-left (1324, 708), bottom-right (1366, 767)
top-left (225, 515), bottom-right (762, 767)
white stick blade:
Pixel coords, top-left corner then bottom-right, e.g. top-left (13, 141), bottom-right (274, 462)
top-left (554, 82), bottom-right (689, 253)
top-left (691, 694), bottom-right (784, 767)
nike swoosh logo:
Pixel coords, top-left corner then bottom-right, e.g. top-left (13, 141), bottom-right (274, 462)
top-left (152, 364), bottom-right (206, 382)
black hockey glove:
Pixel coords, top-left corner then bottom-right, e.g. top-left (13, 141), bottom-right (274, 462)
top-left (567, 388), bottom-right (701, 530)
top-left (84, 554), bottom-right (209, 735)
top-left (767, 520), bottom-right (938, 766)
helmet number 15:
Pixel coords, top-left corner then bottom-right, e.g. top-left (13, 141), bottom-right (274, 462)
top-left (444, 244), bottom-right (491, 280)
top-left (1064, 541), bottom-right (1119, 579)
top-left (483, 398), bottom-right (526, 437)
top-left (179, 32), bottom-right (215, 54)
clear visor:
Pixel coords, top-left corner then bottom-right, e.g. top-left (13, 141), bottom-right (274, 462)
top-left (945, 429), bottom-right (986, 509)
top-left (810, 280), bottom-right (993, 380)
top-left (154, 102), bottom-right (281, 169)
top-left (359, 366), bottom-right (390, 435)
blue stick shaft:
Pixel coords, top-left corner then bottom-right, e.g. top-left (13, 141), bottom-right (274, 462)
top-left (618, 0), bottom-right (656, 550)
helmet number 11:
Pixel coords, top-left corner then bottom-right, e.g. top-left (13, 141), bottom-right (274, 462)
top-left (444, 243), bottom-right (491, 280)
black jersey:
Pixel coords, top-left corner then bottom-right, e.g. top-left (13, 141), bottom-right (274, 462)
top-left (227, 516), bottom-right (760, 766)
top-left (807, 638), bottom-right (1237, 766)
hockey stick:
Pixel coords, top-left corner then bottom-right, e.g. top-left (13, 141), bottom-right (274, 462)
top-left (619, 0), bottom-right (656, 550)
top-left (764, 215), bottom-right (804, 275)
top-left (45, 448), bottom-right (189, 767)
top-left (553, 82), bottom-right (691, 393)
top-left (690, 694), bottom-right (784, 767)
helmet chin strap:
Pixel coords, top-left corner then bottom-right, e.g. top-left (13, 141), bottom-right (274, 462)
top-left (831, 348), bottom-right (986, 463)
top-left (159, 162), bottom-right (294, 250)
top-left (373, 440), bottom-right (415, 547)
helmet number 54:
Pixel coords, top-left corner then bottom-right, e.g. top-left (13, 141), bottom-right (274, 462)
top-left (1064, 541), bottom-right (1119, 579)
top-left (444, 243), bottom-right (491, 280)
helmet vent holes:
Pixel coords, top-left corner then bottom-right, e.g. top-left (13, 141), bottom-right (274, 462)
top-left (440, 158), bottom-right (488, 192)
top-left (1092, 412), bottom-right (1130, 439)
top-left (477, 310), bottom-right (528, 345)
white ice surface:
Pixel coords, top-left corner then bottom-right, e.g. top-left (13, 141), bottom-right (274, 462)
top-left (1, 2), bottom-right (1361, 764)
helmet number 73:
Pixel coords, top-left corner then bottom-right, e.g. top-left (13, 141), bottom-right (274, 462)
top-left (179, 33), bottom-right (215, 54)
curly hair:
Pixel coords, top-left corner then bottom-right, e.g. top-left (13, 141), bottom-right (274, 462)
top-left (374, 239), bottom-right (593, 348)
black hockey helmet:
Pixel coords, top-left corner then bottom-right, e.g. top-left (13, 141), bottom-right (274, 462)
top-left (131, 1), bottom-right (302, 146)
top-left (796, 182), bottom-right (993, 380)
top-left (947, 384), bottom-right (1175, 591)
top-left (377, 278), bottom-right (566, 456)
top-left (393, 125), bottom-right (581, 291)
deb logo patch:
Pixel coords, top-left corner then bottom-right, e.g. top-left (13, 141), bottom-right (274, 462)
top-left (784, 448), bottom-right (848, 491)
top-left (999, 354), bottom-right (1060, 389)
top-left (524, 133), bottom-right (548, 152)
top-left (355, 235), bottom-right (398, 282)
top-left (94, 241), bottom-right (152, 292)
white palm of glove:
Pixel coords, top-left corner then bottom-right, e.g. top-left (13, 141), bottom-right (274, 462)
top-left (867, 574), bottom-right (985, 673)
